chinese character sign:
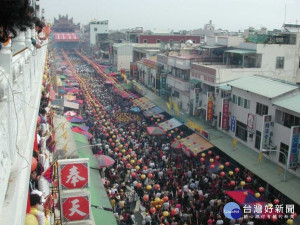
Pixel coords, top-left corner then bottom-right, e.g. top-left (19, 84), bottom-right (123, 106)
top-left (231, 116), bottom-right (236, 132)
top-left (289, 126), bottom-right (300, 168)
top-left (61, 195), bottom-right (90, 222)
top-left (261, 115), bottom-right (272, 149)
top-left (222, 99), bottom-right (230, 130)
top-left (206, 92), bottom-right (214, 121)
top-left (58, 159), bottom-right (89, 190)
top-left (247, 113), bottom-right (255, 134)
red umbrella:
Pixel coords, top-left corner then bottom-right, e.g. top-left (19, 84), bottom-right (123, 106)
top-left (96, 155), bottom-right (115, 168)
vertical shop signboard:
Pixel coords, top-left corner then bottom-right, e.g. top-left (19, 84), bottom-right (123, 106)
top-left (222, 98), bottom-right (229, 130)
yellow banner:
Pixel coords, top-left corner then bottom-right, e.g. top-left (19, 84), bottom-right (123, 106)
top-left (62, 144), bottom-right (67, 152)
top-left (187, 119), bottom-right (203, 133)
top-left (258, 152), bottom-right (263, 163)
top-left (173, 101), bottom-right (180, 117)
top-left (232, 138), bottom-right (238, 148)
top-left (62, 131), bottom-right (67, 140)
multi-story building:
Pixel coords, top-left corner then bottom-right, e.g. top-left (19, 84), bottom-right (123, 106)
top-left (190, 32), bottom-right (300, 124)
top-left (216, 75), bottom-right (300, 176)
top-left (112, 43), bottom-right (160, 70)
top-left (89, 20), bottom-right (109, 46)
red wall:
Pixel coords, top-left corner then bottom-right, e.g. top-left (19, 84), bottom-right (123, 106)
top-left (138, 35), bottom-right (201, 44)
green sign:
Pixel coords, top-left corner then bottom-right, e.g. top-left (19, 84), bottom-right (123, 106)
top-left (161, 77), bottom-right (166, 95)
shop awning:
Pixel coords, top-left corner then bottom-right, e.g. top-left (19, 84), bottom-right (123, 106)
top-left (181, 133), bottom-right (213, 154)
top-left (158, 118), bottom-right (183, 131)
top-left (224, 49), bottom-right (256, 55)
top-left (63, 100), bottom-right (79, 110)
top-left (189, 79), bottom-right (201, 84)
top-left (143, 106), bottom-right (164, 117)
top-left (132, 97), bottom-right (155, 110)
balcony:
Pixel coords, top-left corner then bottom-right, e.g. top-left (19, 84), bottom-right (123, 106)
top-left (166, 75), bottom-right (190, 92)
top-left (0, 29), bottom-right (47, 225)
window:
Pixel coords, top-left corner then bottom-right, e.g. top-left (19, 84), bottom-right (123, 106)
top-left (255, 130), bottom-right (261, 150)
top-left (180, 40), bottom-right (184, 43)
top-left (276, 57), bottom-right (284, 69)
top-left (238, 96), bottom-right (243, 106)
top-left (244, 99), bottom-right (250, 109)
top-left (235, 120), bottom-right (248, 141)
top-left (256, 103), bottom-right (268, 116)
top-left (143, 39), bottom-right (147, 43)
top-left (193, 40), bottom-right (196, 43)
top-left (169, 39), bottom-right (173, 42)
top-left (279, 142), bottom-right (289, 165)
top-left (172, 91), bottom-right (180, 98)
top-left (156, 39), bottom-right (160, 43)
top-left (232, 94), bottom-right (237, 104)
top-left (94, 28), bottom-right (97, 31)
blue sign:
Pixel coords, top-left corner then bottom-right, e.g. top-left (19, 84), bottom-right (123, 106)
top-left (231, 116), bottom-right (236, 132)
top-left (223, 202), bottom-right (242, 220)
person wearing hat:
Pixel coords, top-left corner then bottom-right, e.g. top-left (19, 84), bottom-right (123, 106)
top-left (25, 194), bottom-right (49, 225)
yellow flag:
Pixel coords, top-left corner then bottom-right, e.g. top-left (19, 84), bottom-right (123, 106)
top-left (278, 167), bottom-right (282, 176)
top-left (62, 131), bottom-right (67, 139)
top-left (62, 122), bottom-right (65, 131)
top-left (232, 138), bottom-right (237, 148)
top-left (258, 152), bottom-right (263, 163)
top-left (62, 144), bottom-right (67, 152)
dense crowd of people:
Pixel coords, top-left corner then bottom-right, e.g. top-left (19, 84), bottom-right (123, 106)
top-left (66, 53), bottom-right (292, 225)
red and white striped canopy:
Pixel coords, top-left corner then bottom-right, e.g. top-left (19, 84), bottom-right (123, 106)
top-left (54, 32), bottom-right (80, 42)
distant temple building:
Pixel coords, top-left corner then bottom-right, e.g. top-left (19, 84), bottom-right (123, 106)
top-left (52, 15), bottom-right (81, 48)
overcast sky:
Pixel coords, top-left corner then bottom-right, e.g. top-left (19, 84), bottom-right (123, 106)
top-left (40, 0), bottom-right (300, 31)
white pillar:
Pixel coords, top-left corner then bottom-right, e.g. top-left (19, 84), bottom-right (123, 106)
top-left (25, 28), bottom-right (32, 48)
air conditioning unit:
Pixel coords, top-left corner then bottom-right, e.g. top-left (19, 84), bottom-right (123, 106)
top-left (271, 122), bottom-right (274, 127)
top-left (269, 144), bottom-right (277, 150)
top-left (270, 132), bottom-right (274, 137)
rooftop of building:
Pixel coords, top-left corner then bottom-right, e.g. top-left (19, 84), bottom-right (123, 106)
top-left (227, 75), bottom-right (299, 99)
top-left (273, 93), bottom-right (300, 114)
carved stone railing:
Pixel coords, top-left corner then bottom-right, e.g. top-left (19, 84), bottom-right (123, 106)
top-left (0, 28), bottom-right (48, 225)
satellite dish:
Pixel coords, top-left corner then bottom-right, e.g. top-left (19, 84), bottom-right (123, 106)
top-left (185, 40), bottom-right (193, 47)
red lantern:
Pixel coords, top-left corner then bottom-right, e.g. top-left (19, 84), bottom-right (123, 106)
top-left (171, 208), bottom-right (177, 216)
top-left (215, 155), bottom-right (220, 160)
top-left (125, 143), bottom-right (129, 147)
top-left (173, 138), bottom-right (177, 142)
top-left (210, 164), bottom-right (215, 169)
top-left (154, 184), bottom-right (160, 190)
top-left (170, 124), bottom-right (173, 127)
top-left (180, 132), bottom-right (184, 136)
top-left (143, 166), bottom-right (148, 170)
top-left (150, 118), bottom-right (154, 121)
top-left (148, 173), bottom-right (153, 179)
top-left (246, 176), bottom-right (252, 182)
top-left (225, 162), bottom-right (230, 167)
top-left (259, 187), bottom-right (264, 193)
top-left (109, 138), bottom-right (112, 142)
top-left (111, 143), bottom-right (115, 147)
top-left (31, 157), bottom-right (37, 172)
top-left (220, 172), bottom-right (225, 177)
top-left (131, 172), bottom-right (136, 178)
top-left (168, 134), bottom-right (172, 137)
top-left (175, 128), bottom-right (178, 132)
top-left (274, 199), bottom-right (280, 205)
top-left (230, 181), bottom-right (236, 186)
top-left (155, 122), bottom-right (158, 125)
top-left (235, 168), bottom-right (240, 173)
top-left (137, 183), bottom-right (142, 188)
top-left (143, 195), bottom-right (149, 201)
top-left (128, 149), bottom-right (132, 153)
top-left (114, 147), bottom-right (119, 152)
top-left (150, 207), bottom-right (156, 214)
top-left (163, 196), bottom-right (169, 202)
top-left (208, 150), bottom-right (212, 155)
top-left (193, 141), bottom-right (196, 145)
top-left (200, 158), bottom-right (205, 162)
top-left (126, 163), bottom-right (131, 168)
